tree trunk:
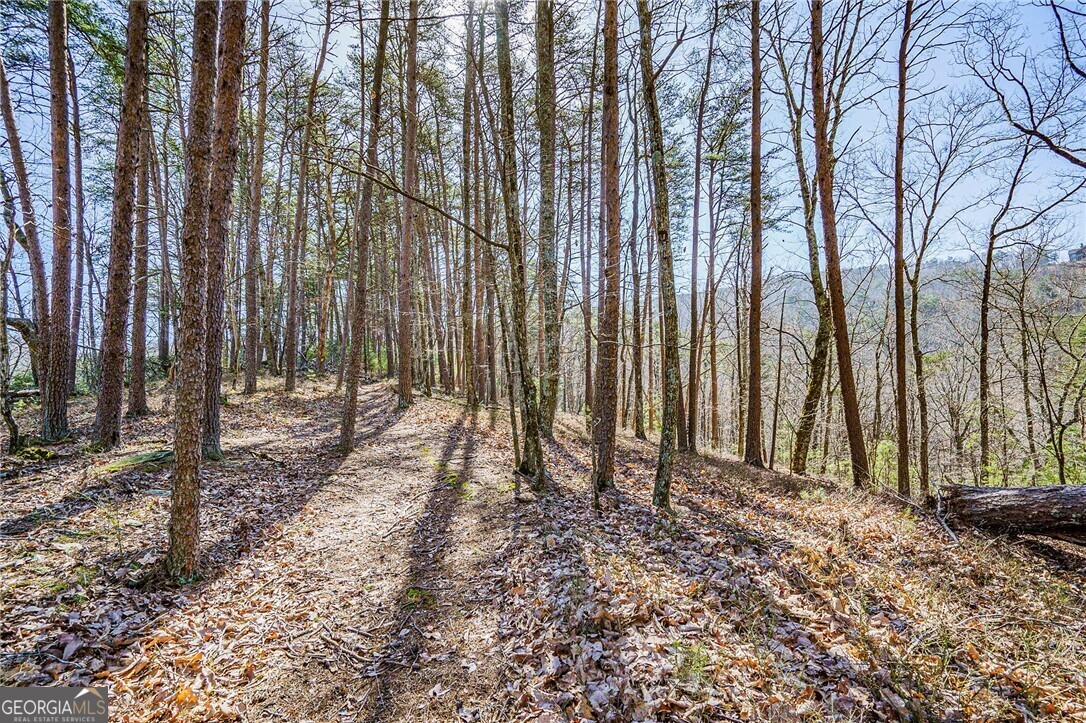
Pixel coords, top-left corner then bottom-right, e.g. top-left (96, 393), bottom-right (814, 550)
top-left (341, 0), bottom-right (391, 448)
top-left (398, 0), bottom-right (419, 407)
top-left (244, 0), bottom-right (271, 395)
top-left (591, 0), bottom-right (620, 501)
top-left (687, 6), bottom-right (717, 454)
top-left (943, 485), bottom-right (1086, 544)
top-left (43, 0), bottom-right (74, 441)
top-left (893, 0), bottom-right (914, 496)
top-left (638, 0), bottom-right (681, 511)
top-left (93, 0), bottom-right (149, 449)
top-left (536, 0), bottom-right (560, 438)
top-left (744, 0), bottom-right (764, 467)
top-left (128, 102), bottom-right (151, 417)
top-left (67, 52), bottom-right (86, 395)
top-left (201, 0), bottom-right (247, 460)
top-left (284, 0), bottom-right (331, 392)
top-left (0, 56), bottom-right (49, 378)
top-left (496, 0), bottom-right (544, 483)
top-left (167, 0), bottom-right (219, 582)
top-left (811, 0), bottom-right (870, 487)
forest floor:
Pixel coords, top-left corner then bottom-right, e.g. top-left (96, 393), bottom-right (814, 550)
top-left (2, 378), bottom-right (1086, 722)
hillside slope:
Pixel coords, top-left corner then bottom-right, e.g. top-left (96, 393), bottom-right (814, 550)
top-left (1, 380), bottom-right (1084, 721)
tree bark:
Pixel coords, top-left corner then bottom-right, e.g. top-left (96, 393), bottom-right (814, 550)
top-left (93, 0), bottom-right (149, 448)
top-left (638, 0), bottom-right (681, 511)
top-left (943, 485), bottom-right (1086, 543)
top-left (591, 0), bottom-right (620, 500)
top-left (893, 0), bottom-right (914, 496)
top-left (811, 0), bottom-right (870, 487)
top-left (341, 0), bottom-right (391, 448)
top-left (496, 0), bottom-right (544, 483)
top-left (128, 101), bottom-right (151, 417)
top-left (167, 0), bottom-right (219, 582)
top-left (244, 0), bottom-right (271, 395)
top-left (687, 6), bottom-right (717, 454)
top-left (398, 0), bottom-right (419, 407)
top-left (0, 56), bottom-right (49, 378)
top-left (744, 0), bottom-right (765, 467)
top-left (43, 0), bottom-right (74, 441)
top-left (536, 0), bottom-right (560, 438)
top-left (201, 0), bottom-right (247, 460)
top-left (284, 0), bottom-right (331, 392)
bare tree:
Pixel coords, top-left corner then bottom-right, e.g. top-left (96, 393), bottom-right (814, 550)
top-left (638, 0), bottom-right (682, 510)
top-left (244, 0), bottom-right (271, 395)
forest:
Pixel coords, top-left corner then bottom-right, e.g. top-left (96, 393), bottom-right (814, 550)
top-left (2, 0), bottom-right (1086, 719)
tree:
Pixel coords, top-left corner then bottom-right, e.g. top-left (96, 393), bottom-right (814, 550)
top-left (0, 56), bottom-right (49, 381)
top-left (811, 0), bottom-right (871, 488)
top-left (398, 0), bottom-right (419, 408)
top-left (43, 0), bottom-right (73, 441)
top-left (638, 0), bottom-right (681, 511)
top-left (461, 0), bottom-right (477, 410)
top-left (892, 0), bottom-right (915, 496)
top-left (537, 0), bottom-right (560, 438)
top-left (244, 0), bottom-right (271, 396)
top-left (284, 0), bottom-right (331, 393)
top-left (93, 0), bottom-right (149, 449)
top-left (202, 0), bottom-right (248, 459)
top-left (496, 0), bottom-right (544, 484)
top-left (744, 0), bottom-right (764, 468)
top-left (341, 0), bottom-right (392, 449)
top-left (591, 0), bottom-right (620, 502)
top-left (128, 97), bottom-right (151, 418)
top-left (166, 0), bottom-right (220, 581)
top-left (687, 4), bottom-right (718, 454)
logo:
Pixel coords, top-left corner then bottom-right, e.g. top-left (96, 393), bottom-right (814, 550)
top-left (0, 687), bottom-right (108, 723)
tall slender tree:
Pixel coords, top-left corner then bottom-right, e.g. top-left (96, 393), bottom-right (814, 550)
top-left (811, 0), bottom-right (871, 487)
top-left (496, 0), bottom-right (544, 483)
top-left (167, 0), bottom-right (220, 581)
top-left (128, 102), bottom-right (151, 417)
top-left (893, 0), bottom-right (915, 495)
top-left (638, 0), bottom-right (681, 510)
top-left (93, 0), bottom-right (149, 449)
top-left (43, 0), bottom-right (74, 441)
top-left (398, 0), bottom-right (419, 408)
top-left (744, 0), bottom-right (765, 467)
top-left (591, 0), bottom-right (620, 501)
top-left (341, 0), bottom-right (392, 448)
top-left (202, 0), bottom-right (248, 459)
top-left (537, 0), bottom-right (560, 437)
top-left (244, 0), bottom-right (271, 395)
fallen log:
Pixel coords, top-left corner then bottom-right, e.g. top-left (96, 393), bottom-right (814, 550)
top-left (941, 484), bottom-right (1086, 544)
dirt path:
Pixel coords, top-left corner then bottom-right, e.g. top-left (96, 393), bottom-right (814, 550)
top-left (99, 383), bottom-right (520, 721)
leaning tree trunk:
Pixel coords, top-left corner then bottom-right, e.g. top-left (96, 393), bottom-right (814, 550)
top-left (811, 0), bottom-right (870, 487)
top-left (93, 0), bottom-right (149, 449)
top-left (0, 56), bottom-right (49, 377)
top-left (942, 484), bottom-right (1086, 544)
top-left (202, 0), bottom-right (248, 460)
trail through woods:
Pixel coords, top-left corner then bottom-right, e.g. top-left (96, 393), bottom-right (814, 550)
top-left (3, 380), bottom-right (1086, 720)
